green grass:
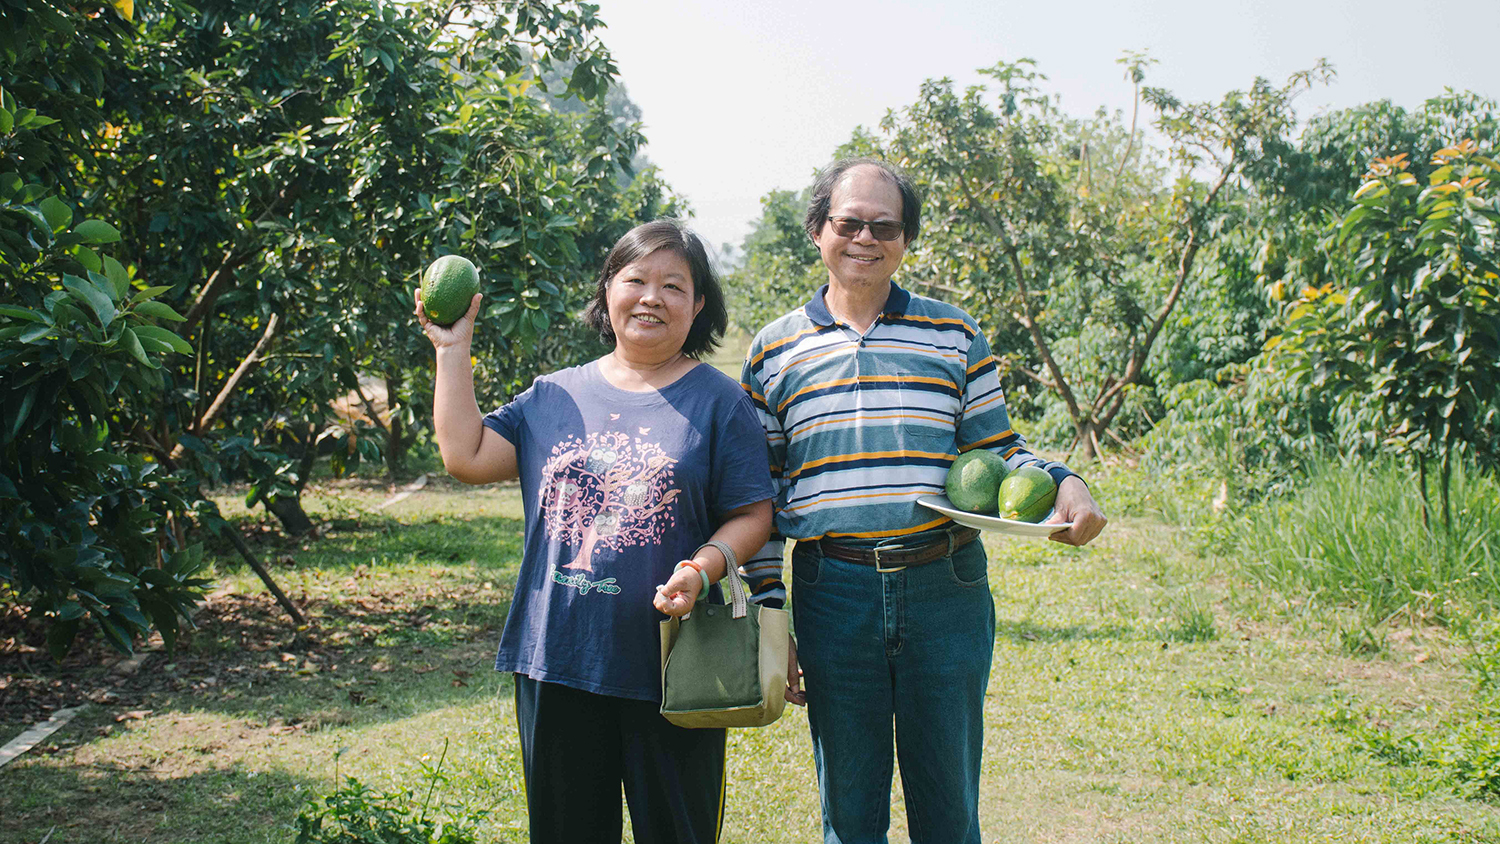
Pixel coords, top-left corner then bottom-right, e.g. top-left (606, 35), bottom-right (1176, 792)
top-left (1233, 456), bottom-right (1500, 625)
top-left (4, 470), bottom-right (1500, 842)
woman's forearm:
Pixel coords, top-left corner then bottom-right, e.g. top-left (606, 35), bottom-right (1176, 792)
top-left (690, 500), bottom-right (774, 584)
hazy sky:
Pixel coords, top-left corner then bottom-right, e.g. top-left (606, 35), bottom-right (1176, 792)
top-left (587, 0), bottom-right (1499, 254)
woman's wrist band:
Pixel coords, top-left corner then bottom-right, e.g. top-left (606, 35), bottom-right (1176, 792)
top-left (675, 560), bottom-right (711, 595)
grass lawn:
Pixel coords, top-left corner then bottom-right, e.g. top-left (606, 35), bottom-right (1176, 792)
top-left (3, 471), bottom-right (1499, 843)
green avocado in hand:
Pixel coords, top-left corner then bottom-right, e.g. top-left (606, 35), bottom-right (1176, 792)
top-left (420, 255), bottom-right (481, 326)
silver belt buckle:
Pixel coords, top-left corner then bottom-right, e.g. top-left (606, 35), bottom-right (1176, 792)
top-left (873, 546), bottom-right (906, 574)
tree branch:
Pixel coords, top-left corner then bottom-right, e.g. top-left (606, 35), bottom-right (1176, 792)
top-left (1110, 76), bottom-right (1142, 188)
top-left (1016, 366), bottom-right (1058, 391)
top-left (940, 123), bottom-right (1084, 425)
top-left (170, 313), bottom-right (282, 460)
top-left (353, 380), bottom-right (389, 435)
top-left (182, 248), bottom-right (255, 332)
top-left (181, 184), bottom-right (302, 332)
top-left (219, 524), bottom-right (307, 627)
top-left (1091, 157), bottom-right (1236, 421)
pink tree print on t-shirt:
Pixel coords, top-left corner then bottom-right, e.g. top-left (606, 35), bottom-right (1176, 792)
top-left (539, 430), bottom-right (682, 572)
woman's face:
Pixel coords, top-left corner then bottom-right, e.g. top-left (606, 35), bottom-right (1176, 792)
top-left (606, 249), bottom-right (703, 359)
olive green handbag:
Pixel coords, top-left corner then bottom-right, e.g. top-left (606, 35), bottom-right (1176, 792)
top-left (659, 542), bottom-right (789, 729)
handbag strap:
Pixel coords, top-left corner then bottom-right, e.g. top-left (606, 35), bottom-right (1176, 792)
top-left (695, 540), bottom-right (747, 619)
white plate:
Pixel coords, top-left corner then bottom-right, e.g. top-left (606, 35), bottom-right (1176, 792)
top-left (917, 495), bottom-right (1073, 538)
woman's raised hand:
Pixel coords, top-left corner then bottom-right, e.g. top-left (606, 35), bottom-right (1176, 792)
top-left (414, 290), bottom-right (482, 349)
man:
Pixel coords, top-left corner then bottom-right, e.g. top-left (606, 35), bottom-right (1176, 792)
top-left (740, 158), bottom-right (1107, 844)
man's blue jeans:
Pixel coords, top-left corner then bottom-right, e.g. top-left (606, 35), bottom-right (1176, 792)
top-left (792, 536), bottom-right (995, 844)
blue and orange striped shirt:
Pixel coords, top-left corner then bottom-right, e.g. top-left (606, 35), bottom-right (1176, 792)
top-left (739, 282), bottom-right (1076, 605)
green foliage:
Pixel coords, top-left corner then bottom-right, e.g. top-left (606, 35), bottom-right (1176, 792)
top-left (1464, 617), bottom-right (1500, 695)
top-left (1139, 364), bottom-right (1336, 502)
top-left (1153, 217), bottom-right (1283, 391)
top-left (724, 187), bottom-right (822, 334)
top-left (1234, 456), bottom-right (1500, 624)
top-left (295, 778), bottom-right (482, 844)
top-left (91, 0), bottom-right (666, 503)
top-left (732, 54), bottom-right (1332, 460)
top-left (1272, 139), bottom-right (1500, 528)
top-left (2, 0), bottom-right (680, 650)
top-left (1140, 91), bottom-right (1500, 505)
top-left (296, 740), bottom-right (484, 844)
top-left (1333, 691), bottom-right (1500, 801)
top-left (1249, 91), bottom-right (1500, 216)
top-left (1087, 460), bottom-right (1219, 526)
top-left (1, 5), bottom-right (209, 658)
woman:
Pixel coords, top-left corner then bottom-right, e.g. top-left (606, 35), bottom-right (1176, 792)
top-left (416, 219), bottom-right (774, 844)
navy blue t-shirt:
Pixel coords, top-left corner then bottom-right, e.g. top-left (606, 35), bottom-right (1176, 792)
top-left (482, 360), bottom-right (774, 702)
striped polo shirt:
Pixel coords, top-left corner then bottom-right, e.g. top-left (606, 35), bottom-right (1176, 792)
top-left (739, 282), bottom-right (1075, 605)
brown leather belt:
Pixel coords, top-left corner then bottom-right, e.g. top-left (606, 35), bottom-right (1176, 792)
top-left (817, 526), bottom-right (981, 571)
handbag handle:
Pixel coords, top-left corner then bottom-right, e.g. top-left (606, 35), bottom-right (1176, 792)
top-left (694, 540), bottom-right (748, 619)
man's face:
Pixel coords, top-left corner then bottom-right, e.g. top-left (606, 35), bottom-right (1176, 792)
top-left (812, 165), bottom-right (907, 291)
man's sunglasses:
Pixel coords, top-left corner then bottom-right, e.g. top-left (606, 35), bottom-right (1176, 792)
top-left (826, 216), bottom-right (905, 242)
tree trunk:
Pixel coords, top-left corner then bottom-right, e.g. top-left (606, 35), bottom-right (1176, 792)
top-left (1417, 454), bottom-right (1431, 529)
top-left (265, 494), bottom-right (316, 537)
top-left (1440, 445), bottom-right (1453, 533)
top-left (219, 523), bottom-right (307, 627)
top-left (387, 413), bottom-right (407, 480)
top-left (384, 368), bottom-right (406, 480)
top-left (295, 422), bottom-right (320, 492)
top-left (1072, 419), bottom-right (1101, 463)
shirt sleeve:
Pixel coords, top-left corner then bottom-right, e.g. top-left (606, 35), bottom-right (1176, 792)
top-left (740, 348), bottom-right (789, 608)
top-left (481, 383), bottom-right (534, 447)
top-left (710, 393), bottom-right (776, 514)
top-left (956, 328), bottom-right (1077, 487)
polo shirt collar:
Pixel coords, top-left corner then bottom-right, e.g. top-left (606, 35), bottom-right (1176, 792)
top-left (805, 282), bottom-right (912, 327)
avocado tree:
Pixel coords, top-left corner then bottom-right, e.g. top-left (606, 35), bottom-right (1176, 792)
top-left (1, 0), bottom-right (208, 657)
top-left (872, 57), bottom-right (1332, 460)
top-left (87, 0), bottom-right (672, 531)
top-left (1273, 140), bottom-right (1500, 527)
top-left (2, 0), bottom-right (680, 654)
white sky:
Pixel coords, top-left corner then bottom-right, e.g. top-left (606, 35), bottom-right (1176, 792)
top-left (589, 0), bottom-right (1500, 254)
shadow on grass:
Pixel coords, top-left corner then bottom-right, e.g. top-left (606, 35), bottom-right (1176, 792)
top-left (133, 580), bottom-right (522, 733)
top-left (996, 618), bottom-right (1136, 644)
top-left (2, 503), bottom-right (534, 844)
top-left (1, 756), bottom-right (319, 844)
top-left (3, 509), bottom-right (529, 739)
top-left (210, 512), bottom-right (527, 576)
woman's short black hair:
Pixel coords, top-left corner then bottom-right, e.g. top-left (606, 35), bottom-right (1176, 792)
top-left (803, 157), bottom-right (922, 245)
top-left (582, 219), bottom-right (728, 359)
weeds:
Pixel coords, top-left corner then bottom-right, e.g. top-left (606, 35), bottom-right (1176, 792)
top-left (296, 740), bottom-right (485, 844)
top-left (1463, 617), bottom-right (1500, 694)
top-left (1234, 456), bottom-right (1500, 624)
top-left (1326, 620), bottom-right (1500, 800)
top-left (1337, 621), bottom-right (1388, 656)
top-left (1166, 592), bottom-right (1219, 643)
